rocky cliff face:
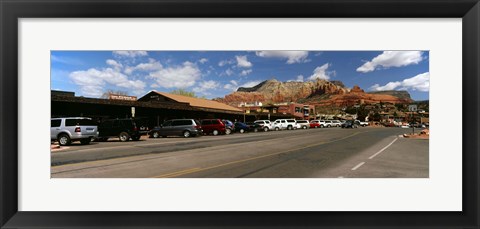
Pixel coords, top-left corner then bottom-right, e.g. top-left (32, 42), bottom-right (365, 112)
top-left (216, 79), bottom-right (412, 107)
top-left (368, 90), bottom-right (412, 100)
top-left (218, 79), bottom-right (347, 106)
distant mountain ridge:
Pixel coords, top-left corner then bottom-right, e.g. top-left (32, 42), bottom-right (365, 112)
top-left (368, 90), bottom-right (411, 100)
top-left (216, 79), bottom-right (413, 107)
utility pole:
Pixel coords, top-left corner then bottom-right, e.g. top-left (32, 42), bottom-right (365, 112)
top-left (243, 104), bottom-right (246, 123)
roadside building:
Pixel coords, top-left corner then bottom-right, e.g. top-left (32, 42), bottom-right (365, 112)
top-left (51, 90), bottom-right (293, 127)
top-left (237, 101), bottom-right (315, 120)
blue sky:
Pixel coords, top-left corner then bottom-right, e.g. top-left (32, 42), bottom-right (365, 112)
top-left (51, 51), bottom-right (429, 100)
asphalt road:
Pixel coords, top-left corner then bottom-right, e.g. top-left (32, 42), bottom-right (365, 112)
top-left (51, 127), bottom-right (428, 178)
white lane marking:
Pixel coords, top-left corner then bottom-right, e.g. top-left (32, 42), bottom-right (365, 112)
top-left (351, 162), bottom-right (365, 171)
top-left (368, 137), bottom-right (398, 159)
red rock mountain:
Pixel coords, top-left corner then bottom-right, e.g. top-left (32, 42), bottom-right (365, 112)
top-left (216, 79), bottom-right (412, 107)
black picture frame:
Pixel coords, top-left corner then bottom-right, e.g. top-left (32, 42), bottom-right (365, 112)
top-left (1, 0), bottom-right (479, 228)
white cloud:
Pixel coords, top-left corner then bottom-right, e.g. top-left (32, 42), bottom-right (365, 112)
top-left (223, 80), bottom-right (239, 91)
top-left (106, 59), bottom-right (123, 70)
top-left (236, 55), bottom-right (252, 68)
top-left (113, 51), bottom-right (148, 58)
top-left (51, 55), bottom-right (84, 65)
top-left (369, 82), bottom-right (402, 91)
top-left (148, 61), bottom-right (201, 88)
top-left (193, 80), bottom-right (220, 95)
top-left (369, 72), bottom-right (430, 92)
top-left (239, 80), bottom-right (263, 88)
top-left (69, 67), bottom-right (146, 98)
top-left (124, 58), bottom-right (162, 75)
top-left (308, 63), bottom-right (333, 80)
top-left (218, 59), bottom-right (234, 67)
top-left (357, 51), bottom-right (424, 73)
top-left (288, 75), bottom-right (304, 82)
top-left (224, 68), bottom-right (234, 76)
top-left (255, 51), bottom-right (309, 64)
top-left (240, 69), bottom-right (252, 76)
top-left (199, 58), bottom-right (208, 64)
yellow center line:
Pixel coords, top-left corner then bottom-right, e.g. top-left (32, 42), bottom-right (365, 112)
top-left (152, 131), bottom-right (363, 178)
top-left (153, 167), bottom-right (202, 178)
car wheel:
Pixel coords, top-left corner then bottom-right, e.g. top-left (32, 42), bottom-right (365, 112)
top-left (152, 131), bottom-right (160, 138)
top-left (287, 126), bottom-right (292, 130)
top-left (213, 130), bottom-right (219, 136)
top-left (254, 128), bottom-right (258, 133)
top-left (183, 130), bottom-right (191, 138)
top-left (119, 132), bottom-right (130, 142)
top-left (239, 129), bottom-right (245, 133)
top-left (264, 127), bottom-right (269, 132)
top-left (80, 138), bottom-right (90, 145)
top-left (225, 128), bottom-right (232, 135)
top-left (57, 134), bottom-right (71, 146)
top-left (320, 125), bottom-right (324, 128)
top-left (303, 126), bottom-right (307, 129)
top-left (275, 127), bottom-right (280, 131)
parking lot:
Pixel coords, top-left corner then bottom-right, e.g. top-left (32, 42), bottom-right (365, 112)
top-left (51, 126), bottom-right (429, 178)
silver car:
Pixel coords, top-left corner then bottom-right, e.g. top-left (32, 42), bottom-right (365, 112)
top-left (296, 120), bottom-right (310, 129)
top-left (51, 117), bottom-right (98, 146)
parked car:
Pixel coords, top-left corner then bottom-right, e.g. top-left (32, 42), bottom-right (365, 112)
top-left (51, 117), bottom-right (98, 146)
top-left (296, 120), bottom-right (310, 129)
top-left (254, 120), bottom-right (273, 131)
top-left (355, 120), bottom-right (369, 127)
top-left (383, 122), bottom-right (396, 127)
top-left (287, 119), bottom-right (299, 130)
top-left (309, 120), bottom-right (321, 128)
top-left (400, 123), bottom-right (411, 128)
top-left (245, 122), bottom-right (263, 132)
top-left (200, 119), bottom-right (227, 135)
top-left (234, 122), bottom-right (249, 133)
top-left (149, 119), bottom-right (202, 138)
top-left (272, 119), bottom-right (297, 130)
top-left (324, 120), bottom-right (334, 128)
top-left (97, 118), bottom-right (144, 142)
top-left (341, 120), bottom-right (358, 128)
top-left (409, 122), bottom-right (424, 128)
top-left (272, 119), bottom-right (288, 130)
top-left (222, 119), bottom-right (235, 134)
top-left (331, 120), bottom-right (342, 127)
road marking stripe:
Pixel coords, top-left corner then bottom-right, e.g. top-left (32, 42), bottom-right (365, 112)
top-left (153, 168), bottom-right (202, 178)
top-left (368, 138), bottom-right (398, 159)
top-left (351, 162), bottom-right (365, 171)
top-left (152, 132), bottom-right (363, 178)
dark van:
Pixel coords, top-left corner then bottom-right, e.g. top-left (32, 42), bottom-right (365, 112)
top-left (149, 119), bottom-right (202, 138)
top-left (97, 118), bottom-right (144, 142)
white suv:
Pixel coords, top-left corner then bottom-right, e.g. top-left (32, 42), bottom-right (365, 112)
top-left (296, 120), bottom-right (310, 129)
top-left (51, 117), bottom-right (98, 146)
top-left (273, 119), bottom-right (297, 130)
top-left (331, 120), bottom-right (342, 127)
top-left (254, 120), bottom-right (273, 131)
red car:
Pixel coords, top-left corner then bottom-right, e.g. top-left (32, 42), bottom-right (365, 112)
top-left (309, 120), bottom-right (321, 128)
top-left (200, 119), bottom-right (227, 135)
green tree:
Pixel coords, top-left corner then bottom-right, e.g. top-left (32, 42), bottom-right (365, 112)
top-left (101, 90), bottom-right (128, 99)
top-left (170, 89), bottom-right (197, 98)
top-left (393, 111), bottom-right (398, 119)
